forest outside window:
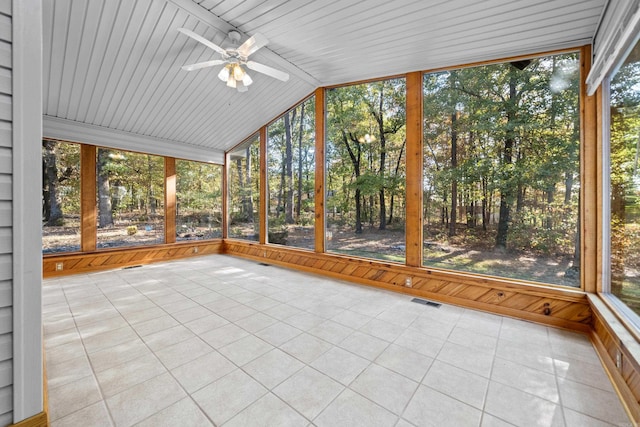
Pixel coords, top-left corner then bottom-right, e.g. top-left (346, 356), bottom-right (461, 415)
top-left (267, 97), bottom-right (316, 250)
top-left (42, 140), bottom-right (81, 253)
top-left (422, 53), bottom-right (580, 287)
top-left (96, 148), bottom-right (165, 249)
top-left (228, 134), bottom-right (260, 241)
top-left (176, 160), bottom-right (223, 241)
top-left (608, 37), bottom-right (640, 317)
top-left (325, 79), bottom-right (407, 263)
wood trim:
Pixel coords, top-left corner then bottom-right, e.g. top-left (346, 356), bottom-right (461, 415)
top-left (596, 84), bottom-right (604, 293)
top-left (314, 88), bottom-right (326, 253)
top-left (590, 295), bottom-right (640, 422)
top-left (259, 126), bottom-right (267, 245)
top-left (222, 152), bottom-right (229, 239)
top-left (225, 240), bottom-right (592, 332)
top-left (43, 241), bottom-right (223, 277)
top-left (9, 412), bottom-right (48, 427)
top-left (581, 44), bottom-right (598, 294)
top-left (164, 157), bottom-right (176, 244)
top-left (405, 71), bottom-right (423, 267)
top-left (80, 144), bottom-right (96, 252)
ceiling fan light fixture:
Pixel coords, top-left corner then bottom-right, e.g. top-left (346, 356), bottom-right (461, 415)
top-left (242, 73), bottom-right (253, 86)
top-left (233, 64), bottom-right (246, 81)
top-left (218, 65), bottom-right (230, 82)
top-left (226, 77), bottom-right (237, 88)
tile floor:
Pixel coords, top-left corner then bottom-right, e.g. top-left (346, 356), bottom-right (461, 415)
top-left (43, 255), bottom-right (632, 427)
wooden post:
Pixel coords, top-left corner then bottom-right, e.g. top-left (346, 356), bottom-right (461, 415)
top-left (165, 157), bottom-right (176, 244)
top-left (596, 85), bottom-right (603, 293)
top-left (581, 44), bottom-right (598, 294)
top-left (405, 71), bottom-right (424, 267)
top-left (259, 126), bottom-right (267, 245)
top-left (222, 153), bottom-right (229, 239)
top-left (315, 88), bottom-right (326, 253)
top-left (80, 144), bottom-right (96, 252)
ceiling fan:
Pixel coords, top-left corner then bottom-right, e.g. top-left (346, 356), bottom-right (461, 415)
top-left (178, 28), bottom-right (290, 92)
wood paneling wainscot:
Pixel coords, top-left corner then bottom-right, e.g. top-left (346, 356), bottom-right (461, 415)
top-left (43, 241), bottom-right (222, 277)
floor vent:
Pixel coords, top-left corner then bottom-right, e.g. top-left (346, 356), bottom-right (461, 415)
top-left (123, 265), bottom-right (143, 270)
top-left (411, 298), bottom-right (441, 308)
top-left (258, 263), bottom-right (270, 266)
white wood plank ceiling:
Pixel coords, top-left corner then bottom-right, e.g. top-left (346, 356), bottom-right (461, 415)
top-left (43, 0), bottom-right (607, 160)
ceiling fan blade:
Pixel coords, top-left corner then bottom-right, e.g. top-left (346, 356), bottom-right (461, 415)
top-left (182, 59), bottom-right (225, 71)
top-left (237, 33), bottom-right (269, 57)
top-left (246, 61), bottom-right (290, 82)
top-left (178, 28), bottom-right (226, 55)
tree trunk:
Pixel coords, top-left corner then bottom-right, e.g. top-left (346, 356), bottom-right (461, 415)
top-left (545, 188), bottom-right (554, 230)
top-left (495, 73), bottom-right (517, 250)
top-left (342, 131), bottom-right (363, 233)
top-left (296, 103), bottom-right (305, 219)
top-left (245, 147), bottom-right (254, 224)
top-left (147, 156), bottom-right (155, 216)
top-left (376, 89), bottom-right (387, 231)
top-left (97, 148), bottom-right (114, 228)
top-left (284, 111), bottom-right (294, 224)
top-left (42, 141), bottom-right (64, 225)
top-left (449, 112), bottom-right (458, 237)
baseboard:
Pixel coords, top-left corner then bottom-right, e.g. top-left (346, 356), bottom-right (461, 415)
top-left (10, 412), bottom-right (48, 427)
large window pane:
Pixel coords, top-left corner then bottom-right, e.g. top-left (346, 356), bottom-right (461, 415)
top-left (228, 134), bottom-right (260, 241)
top-left (423, 53), bottom-right (580, 287)
top-left (96, 148), bottom-right (165, 248)
top-left (326, 79), bottom-right (407, 263)
top-left (267, 97), bottom-right (316, 250)
top-left (176, 160), bottom-right (223, 240)
top-left (42, 140), bottom-right (81, 253)
top-left (609, 39), bottom-right (640, 314)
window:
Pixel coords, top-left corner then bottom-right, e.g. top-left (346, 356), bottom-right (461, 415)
top-left (608, 38), bottom-right (640, 315)
top-left (228, 134), bottom-right (260, 241)
top-left (326, 79), bottom-right (407, 263)
top-left (176, 160), bottom-right (223, 241)
top-left (267, 97), bottom-right (316, 250)
top-left (423, 53), bottom-right (580, 287)
top-left (42, 140), bottom-right (81, 253)
top-left (96, 148), bottom-right (165, 248)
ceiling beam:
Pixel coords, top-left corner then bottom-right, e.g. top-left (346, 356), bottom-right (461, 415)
top-left (43, 116), bottom-right (224, 164)
top-left (166, 0), bottom-right (321, 87)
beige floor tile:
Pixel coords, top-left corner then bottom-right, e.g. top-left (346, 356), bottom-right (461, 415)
top-left (170, 305), bottom-right (213, 324)
top-left (142, 325), bottom-right (196, 352)
top-left (255, 321), bottom-right (302, 346)
top-left (88, 338), bottom-right (152, 373)
top-left (480, 413), bottom-right (516, 427)
top-left (183, 313), bottom-right (229, 335)
top-left (121, 306), bottom-right (166, 325)
top-left (218, 304), bottom-right (259, 322)
top-left (359, 318), bottom-right (404, 342)
top-left (339, 331), bottom-right (389, 360)
top-left (562, 407), bottom-right (619, 427)
top-left (236, 312), bottom-right (279, 333)
top-left (491, 358), bottom-right (558, 403)
top-left (76, 316), bottom-right (129, 340)
top-left (106, 372), bottom-right (186, 427)
top-left (274, 366), bottom-right (344, 420)
top-left (95, 352), bottom-right (166, 397)
top-left (308, 320), bottom-right (354, 345)
top-left (244, 348), bottom-right (305, 389)
top-left (131, 315), bottom-right (180, 337)
top-left (45, 327), bottom-right (83, 350)
top-left (557, 377), bottom-right (629, 425)
top-left (448, 326), bottom-right (498, 354)
top-left (350, 364), bottom-right (418, 415)
top-left (134, 397), bottom-right (213, 427)
top-left (170, 351), bottom-right (237, 393)
top-left (200, 323), bottom-right (249, 348)
top-left (375, 344), bottom-right (433, 382)
top-left (456, 313), bottom-right (502, 338)
top-left (83, 326), bottom-right (139, 354)
top-left (192, 369), bottom-right (268, 425)
top-left (484, 382), bottom-right (564, 427)
top-left (49, 375), bottom-right (103, 422)
top-left (46, 339), bottom-right (87, 364)
top-left (376, 308), bottom-right (419, 328)
top-left (332, 310), bottom-right (372, 329)
top-left (403, 385), bottom-right (482, 427)
top-left (224, 393), bottom-right (308, 427)
top-left (262, 303), bottom-right (303, 320)
top-left (50, 401), bottom-right (113, 427)
top-left (284, 312), bottom-right (326, 331)
top-left (311, 347), bottom-right (370, 385)
top-left (554, 356), bottom-right (615, 392)
top-left (219, 335), bottom-right (274, 366)
top-left (495, 339), bottom-right (555, 374)
top-left (422, 360), bottom-right (488, 409)
top-left (280, 333), bottom-right (333, 364)
top-left (153, 336), bottom-right (213, 369)
top-left (47, 354), bottom-right (94, 389)
top-left (395, 328), bottom-right (445, 358)
top-left (314, 389), bottom-right (397, 427)
top-left (436, 342), bottom-right (494, 378)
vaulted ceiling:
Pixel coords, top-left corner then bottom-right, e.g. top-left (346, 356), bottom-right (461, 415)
top-left (43, 0), bottom-right (608, 163)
